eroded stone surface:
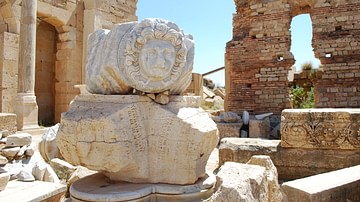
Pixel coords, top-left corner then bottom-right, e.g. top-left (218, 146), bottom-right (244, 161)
top-left (86, 18), bottom-right (194, 95)
top-left (219, 138), bottom-right (360, 181)
top-left (57, 94), bottom-right (218, 185)
top-left (281, 108), bottom-right (360, 149)
top-left (206, 162), bottom-right (268, 202)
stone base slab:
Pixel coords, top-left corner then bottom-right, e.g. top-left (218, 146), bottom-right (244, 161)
top-left (219, 138), bottom-right (360, 181)
top-left (281, 108), bottom-right (360, 150)
top-left (0, 180), bottom-right (66, 201)
top-left (15, 94), bottom-right (39, 131)
top-left (282, 165), bottom-right (360, 202)
top-left (70, 173), bottom-right (216, 202)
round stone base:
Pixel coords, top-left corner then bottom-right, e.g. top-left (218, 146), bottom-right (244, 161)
top-left (70, 173), bottom-right (216, 202)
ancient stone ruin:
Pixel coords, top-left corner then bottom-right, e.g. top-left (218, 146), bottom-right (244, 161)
top-left (57, 18), bottom-right (219, 201)
top-left (225, 0), bottom-right (360, 115)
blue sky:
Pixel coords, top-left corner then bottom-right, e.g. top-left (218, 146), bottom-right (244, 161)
top-left (137, 1), bottom-right (320, 86)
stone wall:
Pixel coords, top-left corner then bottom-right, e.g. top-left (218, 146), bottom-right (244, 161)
top-left (0, 32), bottom-right (18, 113)
top-left (0, 0), bottom-right (137, 124)
top-left (225, 0), bottom-right (360, 115)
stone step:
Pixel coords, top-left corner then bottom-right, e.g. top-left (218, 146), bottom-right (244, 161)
top-left (0, 180), bottom-right (66, 202)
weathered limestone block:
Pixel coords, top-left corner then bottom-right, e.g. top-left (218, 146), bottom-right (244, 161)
top-left (247, 155), bottom-right (282, 202)
top-left (281, 109), bottom-right (360, 150)
top-left (86, 18), bottom-right (194, 95)
top-left (282, 165), bottom-right (360, 202)
top-left (6, 133), bottom-right (32, 147)
top-left (57, 94), bottom-right (218, 185)
top-left (50, 158), bottom-right (77, 181)
top-left (206, 162), bottom-right (269, 202)
top-left (0, 113), bottom-right (17, 135)
top-left (219, 138), bottom-right (360, 181)
top-left (216, 122), bottom-right (242, 139)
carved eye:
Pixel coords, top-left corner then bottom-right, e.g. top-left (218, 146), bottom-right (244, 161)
top-left (147, 49), bottom-right (156, 57)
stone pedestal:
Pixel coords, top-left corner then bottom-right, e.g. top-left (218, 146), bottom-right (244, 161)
top-left (70, 173), bottom-right (216, 202)
top-left (57, 94), bottom-right (219, 185)
top-left (15, 94), bottom-right (39, 130)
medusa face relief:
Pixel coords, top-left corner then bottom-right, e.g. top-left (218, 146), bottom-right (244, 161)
top-left (139, 39), bottom-right (176, 81)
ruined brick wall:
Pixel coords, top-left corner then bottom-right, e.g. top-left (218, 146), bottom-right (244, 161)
top-left (226, 0), bottom-right (360, 115)
top-left (225, 0), bottom-right (294, 115)
top-left (312, 0), bottom-right (360, 108)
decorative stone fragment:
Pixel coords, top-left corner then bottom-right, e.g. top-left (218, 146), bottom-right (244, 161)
top-left (281, 109), bottom-right (360, 149)
top-left (32, 163), bottom-right (60, 183)
top-left (86, 18), bottom-right (194, 95)
top-left (39, 124), bottom-right (61, 161)
top-left (6, 133), bottom-right (32, 147)
top-left (57, 94), bottom-right (218, 185)
top-left (0, 173), bottom-right (10, 191)
top-left (17, 170), bottom-right (35, 182)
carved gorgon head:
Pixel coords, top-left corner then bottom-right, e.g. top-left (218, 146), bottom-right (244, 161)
top-left (124, 18), bottom-right (189, 93)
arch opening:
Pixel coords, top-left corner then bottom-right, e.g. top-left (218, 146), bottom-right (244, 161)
top-left (35, 20), bottom-right (57, 126)
top-left (290, 14), bottom-right (320, 71)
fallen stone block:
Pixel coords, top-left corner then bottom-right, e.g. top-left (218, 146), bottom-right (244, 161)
top-left (6, 133), bottom-right (32, 147)
top-left (219, 138), bottom-right (360, 181)
top-left (206, 162), bottom-right (268, 201)
top-left (282, 165), bottom-right (360, 202)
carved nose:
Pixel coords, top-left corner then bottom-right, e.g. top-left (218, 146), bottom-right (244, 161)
top-left (156, 55), bottom-right (165, 67)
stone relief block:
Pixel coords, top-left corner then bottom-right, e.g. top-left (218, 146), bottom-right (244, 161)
top-left (86, 18), bottom-right (194, 95)
top-left (281, 109), bottom-right (360, 150)
top-left (57, 94), bottom-right (218, 185)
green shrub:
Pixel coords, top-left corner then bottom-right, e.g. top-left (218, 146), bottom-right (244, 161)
top-left (291, 86), bottom-right (314, 108)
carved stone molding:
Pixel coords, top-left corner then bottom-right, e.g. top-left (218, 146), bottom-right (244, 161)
top-left (281, 109), bottom-right (360, 150)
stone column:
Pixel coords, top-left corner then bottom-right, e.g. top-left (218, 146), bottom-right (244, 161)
top-left (15, 0), bottom-right (39, 130)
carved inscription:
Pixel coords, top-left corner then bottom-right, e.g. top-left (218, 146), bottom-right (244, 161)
top-left (128, 104), bottom-right (147, 152)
